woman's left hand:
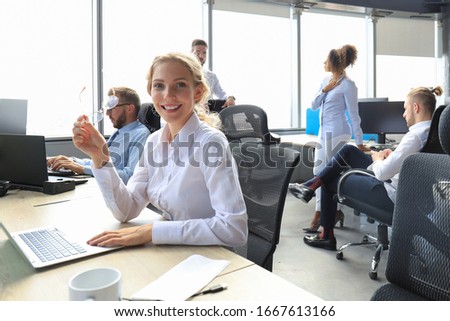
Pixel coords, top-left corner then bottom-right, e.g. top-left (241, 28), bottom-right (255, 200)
top-left (87, 224), bottom-right (153, 247)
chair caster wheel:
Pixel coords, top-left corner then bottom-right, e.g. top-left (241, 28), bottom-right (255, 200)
top-left (369, 271), bottom-right (378, 280)
top-left (336, 251), bottom-right (343, 260)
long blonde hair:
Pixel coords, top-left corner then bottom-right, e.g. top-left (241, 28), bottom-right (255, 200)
top-left (146, 52), bottom-right (221, 129)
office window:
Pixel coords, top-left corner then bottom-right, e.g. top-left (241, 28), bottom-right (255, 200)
top-left (102, 0), bottom-right (204, 135)
top-left (212, 8), bottom-right (293, 129)
top-left (376, 18), bottom-right (441, 102)
top-left (0, 0), bottom-right (93, 137)
top-left (301, 12), bottom-right (368, 128)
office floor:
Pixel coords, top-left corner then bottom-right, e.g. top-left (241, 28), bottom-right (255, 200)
top-left (272, 193), bottom-right (389, 301)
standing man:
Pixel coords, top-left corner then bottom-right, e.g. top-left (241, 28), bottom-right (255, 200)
top-left (191, 39), bottom-right (236, 110)
top-left (48, 87), bottom-right (150, 184)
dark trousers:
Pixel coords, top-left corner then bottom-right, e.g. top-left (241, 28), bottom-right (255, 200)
top-left (318, 145), bottom-right (394, 229)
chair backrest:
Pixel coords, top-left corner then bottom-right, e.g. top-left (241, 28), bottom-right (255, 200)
top-left (138, 103), bottom-right (161, 133)
top-left (420, 104), bottom-right (447, 154)
top-left (231, 141), bottom-right (300, 271)
top-left (380, 105), bottom-right (450, 300)
top-left (219, 105), bottom-right (280, 145)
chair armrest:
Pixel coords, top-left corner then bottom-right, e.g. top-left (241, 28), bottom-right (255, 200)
top-left (336, 169), bottom-right (377, 203)
top-left (336, 168), bottom-right (396, 203)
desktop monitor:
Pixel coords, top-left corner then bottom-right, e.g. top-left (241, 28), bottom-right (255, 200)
top-left (358, 101), bottom-right (408, 144)
top-left (0, 98), bottom-right (28, 135)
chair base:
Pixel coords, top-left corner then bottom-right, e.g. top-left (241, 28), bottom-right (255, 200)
top-left (336, 225), bottom-right (389, 280)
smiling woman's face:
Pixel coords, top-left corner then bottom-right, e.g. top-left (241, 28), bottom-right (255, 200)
top-left (150, 60), bottom-right (202, 131)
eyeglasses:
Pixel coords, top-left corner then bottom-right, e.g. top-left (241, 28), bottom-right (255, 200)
top-left (81, 87), bottom-right (130, 125)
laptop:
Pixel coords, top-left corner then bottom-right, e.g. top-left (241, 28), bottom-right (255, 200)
top-left (207, 99), bottom-right (227, 113)
top-left (0, 223), bottom-right (123, 269)
top-left (0, 98), bottom-right (28, 135)
top-left (0, 134), bottom-right (87, 192)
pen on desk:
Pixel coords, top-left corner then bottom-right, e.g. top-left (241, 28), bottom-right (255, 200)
top-left (190, 283), bottom-right (228, 298)
top-left (33, 199), bottom-right (71, 207)
top-left (121, 283), bottom-right (228, 301)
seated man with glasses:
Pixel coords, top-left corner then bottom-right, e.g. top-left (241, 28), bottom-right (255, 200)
top-left (47, 87), bottom-right (151, 184)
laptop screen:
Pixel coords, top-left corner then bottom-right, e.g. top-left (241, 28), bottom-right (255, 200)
top-left (0, 134), bottom-right (48, 188)
top-left (207, 99), bottom-right (227, 113)
top-left (0, 99), bottom-right (28, 135)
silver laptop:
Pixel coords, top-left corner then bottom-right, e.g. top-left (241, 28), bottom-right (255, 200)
top-left (0, 98), bottom-right (28, 135)
top-left (0, 134), bottom-right (87, 192)
top-left (1, 223), bottom-right (123, 269)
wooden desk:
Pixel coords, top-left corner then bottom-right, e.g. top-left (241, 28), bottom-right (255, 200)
top-left (0, 179), bottom-right (319, 301)
top-left (194, 265), bottom-right (321, 301)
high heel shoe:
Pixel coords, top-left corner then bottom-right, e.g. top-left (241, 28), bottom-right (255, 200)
top-left (302, 211), bottom-right (321, 233)
top-left (335, 210), bottom-right (345, 228)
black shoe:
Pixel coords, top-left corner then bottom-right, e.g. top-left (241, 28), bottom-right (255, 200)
top-left (288, 183), bottom-right (315, 203)
top-left (303, 234), bottom-right (336, 251)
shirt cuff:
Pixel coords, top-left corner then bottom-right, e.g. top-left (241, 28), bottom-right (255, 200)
top-left (152, 221), bottom-right (183, 244)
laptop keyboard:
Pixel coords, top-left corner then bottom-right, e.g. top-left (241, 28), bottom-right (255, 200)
top-left (19, 228), bottom-right (87, 262)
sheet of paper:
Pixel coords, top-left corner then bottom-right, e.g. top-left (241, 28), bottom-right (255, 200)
top-left (131, 254), bottom-right (230, 301)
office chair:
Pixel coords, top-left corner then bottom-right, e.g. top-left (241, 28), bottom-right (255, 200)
top-left (371, 105), bottom-right (450, 300)
top-left (219, 104), bottom-right (299, 271)
top-left (218, 105), bottom-right (281, 144)
top-left (231, 141), bottom-right (300, 271)
top-left (138, 102), bottom-right (162, 213)
top-left (335, 104), bottom-right (447, 280)
top-left (138, 102), bottom-right (161, 133)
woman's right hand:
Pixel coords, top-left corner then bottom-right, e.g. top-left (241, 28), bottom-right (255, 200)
top-left (72, 115), bottom-right (109, 168)
top-left (322, 78), bottom-right (340, 93)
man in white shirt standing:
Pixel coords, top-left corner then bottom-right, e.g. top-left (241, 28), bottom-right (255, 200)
top-left (191, 39), bottom-right (236, 110)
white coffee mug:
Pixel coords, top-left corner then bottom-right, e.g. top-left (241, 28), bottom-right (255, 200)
top-left (68, 267), bottom-right (122, 301)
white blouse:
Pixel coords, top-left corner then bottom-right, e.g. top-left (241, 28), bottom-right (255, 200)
top-left (311, 75), bottom-right (364, 145)
top-left (92, 113), bottom-right (248, 247)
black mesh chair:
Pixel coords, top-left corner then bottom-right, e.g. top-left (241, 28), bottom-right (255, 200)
top-left (138, 102), bottom-right (162, 213)
top-left (138, 102), bottom-right (161, 133)
top-left (335, 104), bottom-right (447, 279)
top-left (371, 106), bottom-right (450, 300)
top-left (219, 105), bottom-right (280, 145)
top-left (230, 141), bottom-right (300, 271)
top-left (219, 104), bottom-right (299, 271)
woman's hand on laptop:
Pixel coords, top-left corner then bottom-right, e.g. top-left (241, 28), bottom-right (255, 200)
top-left (87, 224), bottom-right (153, 247)
top-left (72, 115), bottom-right (110, 168)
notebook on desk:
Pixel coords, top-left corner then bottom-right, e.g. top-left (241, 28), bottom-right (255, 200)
top-left (0, 134), bottom-right (88, 192)
top-left (0, 223), bottom-right (123, 269)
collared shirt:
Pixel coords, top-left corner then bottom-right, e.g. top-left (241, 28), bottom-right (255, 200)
top-left (74, 121), bottom-right (150, 184)
top-left (369, 120), bottom-right (431, 202)
top-left (311, 75), bottom-right (364, 145)
top-left (92, 113), bottom-right (248, 247)
top-left (204, 69), bottom-right (227, 100)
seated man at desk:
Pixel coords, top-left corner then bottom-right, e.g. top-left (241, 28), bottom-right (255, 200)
top-left (48, 86), bottom-right (150, 184)
top-left (289, 86), bottom-right (442, 250)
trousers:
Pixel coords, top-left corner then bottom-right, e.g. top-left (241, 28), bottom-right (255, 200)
top-left (318, 144), bottom-right (394, 229)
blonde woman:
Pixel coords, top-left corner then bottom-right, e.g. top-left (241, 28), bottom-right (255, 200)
top-left (72, 52), bottom-right (248, 248)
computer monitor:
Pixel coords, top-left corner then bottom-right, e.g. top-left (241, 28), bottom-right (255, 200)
top-left (0, 98), bottom-right (28, 135)
top-left (358, 101), bottom-right (408, 144)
